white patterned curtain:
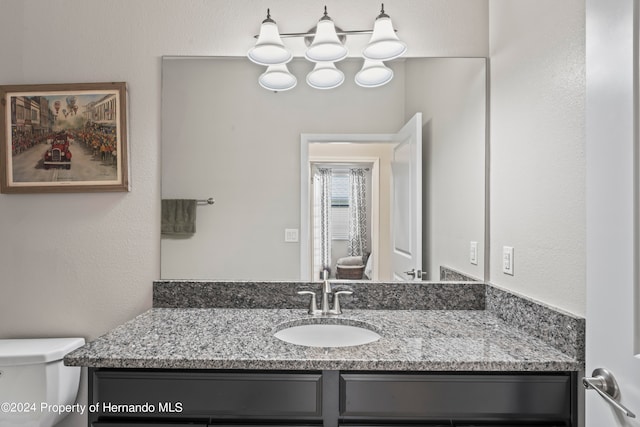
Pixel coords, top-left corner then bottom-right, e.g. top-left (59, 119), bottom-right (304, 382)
top-left (348, 168), bottom-right (367, 257)
top-left (314, 168), bottom-right (332, 276)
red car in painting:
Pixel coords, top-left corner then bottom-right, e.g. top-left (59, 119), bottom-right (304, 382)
top-left (44, 132), bottom-right (72, 170)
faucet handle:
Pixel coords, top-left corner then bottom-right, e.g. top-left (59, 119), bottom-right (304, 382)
top-left (297, 291), bottom-right (321, 315)
top-left (329, 290), bottom-right (353, 315)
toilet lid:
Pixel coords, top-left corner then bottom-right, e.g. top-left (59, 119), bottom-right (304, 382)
top-left (0, 338), bottom-right (85, 366)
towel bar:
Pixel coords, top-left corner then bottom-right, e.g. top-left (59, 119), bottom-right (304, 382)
top-left (197, 198), bottom-right (215, 205)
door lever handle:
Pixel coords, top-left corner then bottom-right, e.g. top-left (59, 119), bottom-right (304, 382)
top-left (404, 269), bottom-right (426, 279)
top-left (583, 368), bottom-right (636, 418)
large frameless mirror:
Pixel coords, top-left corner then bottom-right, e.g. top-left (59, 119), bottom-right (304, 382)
top-left (161, 56), bottom-right (486, 282)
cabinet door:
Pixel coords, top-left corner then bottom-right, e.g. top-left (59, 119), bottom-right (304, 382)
top-left (92, 370), bottom-right (323, 420)
top-left (93, 424), bottom-right (320, 427)
top-left (341, 424), bottom-right (451, 427)
top-left (453, 424), bottom-right (567, 427)
top-left (340, 373), bottom-right (572, 421)
top-left (93, 423), bottom-right (207, 427)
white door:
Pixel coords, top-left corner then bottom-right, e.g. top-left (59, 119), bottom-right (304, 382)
top-left (390, 113), bottom-right (423, 281)
top-left (585, 0), bottom-right (640, 425)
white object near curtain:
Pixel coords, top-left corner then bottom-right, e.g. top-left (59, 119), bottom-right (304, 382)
top-left (313, 168), bottom-right (332, 277)
top-left (348, 168), bottom-right (367, 257)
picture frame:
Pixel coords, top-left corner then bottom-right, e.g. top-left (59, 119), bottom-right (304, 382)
top-left (0, 82), bottom-right (129, 193)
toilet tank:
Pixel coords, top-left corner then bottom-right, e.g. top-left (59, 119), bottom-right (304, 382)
top-left (0, 338), bottom-right (85, 427)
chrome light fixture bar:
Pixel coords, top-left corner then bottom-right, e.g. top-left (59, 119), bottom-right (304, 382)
top-left (248, 4), bottom-right (406, 91)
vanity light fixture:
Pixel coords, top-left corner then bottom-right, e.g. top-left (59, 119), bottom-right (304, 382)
top-left (248, 4), bottom-right (406, 91)
top-left (355, 60), bottom-right (394, 88)
top-left (259, 64), bottom-right (297, 91)
top-left (307, 62), bottom-right (345, 90)
top-left (362, 7), bottom-right (407, 61)
top-left (247, 9), bottom-right (293, 66)
top-left (305, 7), bottom-right (349, 63)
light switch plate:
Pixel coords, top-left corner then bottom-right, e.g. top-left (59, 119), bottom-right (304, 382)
top-left (284, 228), bottom-right (299, 243)
top-left (470, 241), bottom-right (478, 265)
top-left (503, 246), bottom-right (514, 275)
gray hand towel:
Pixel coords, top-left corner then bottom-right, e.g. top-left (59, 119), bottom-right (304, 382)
top-left (161, 199), bottom-right (197, 235)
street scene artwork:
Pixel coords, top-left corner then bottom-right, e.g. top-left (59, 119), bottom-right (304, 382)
top-left (0, 83), bottom-right (129, 193)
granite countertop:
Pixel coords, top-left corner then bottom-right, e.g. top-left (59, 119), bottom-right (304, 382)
top-left (64, 308), bottom-right (583, 371)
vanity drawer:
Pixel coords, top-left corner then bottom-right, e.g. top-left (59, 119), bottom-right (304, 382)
top-left (91, 370), bottom-right (323, 419)
top-left (339, 373), bottom-right (572, 421)
top-left (93, 424), bottom-right (206, 427)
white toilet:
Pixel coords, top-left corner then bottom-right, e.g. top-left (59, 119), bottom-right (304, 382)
top-left (0, 338), bottom-right (85, 427)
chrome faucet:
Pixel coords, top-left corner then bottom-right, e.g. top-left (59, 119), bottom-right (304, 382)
top-left (321, 278), bottom-right (332, 314)
top-left (297, 275), bottom-right (353, 315)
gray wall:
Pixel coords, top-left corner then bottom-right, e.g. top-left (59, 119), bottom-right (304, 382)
top-left (489, 0), bottom-right (586, 316)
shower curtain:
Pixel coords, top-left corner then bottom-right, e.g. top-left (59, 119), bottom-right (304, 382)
top-left (314, 168), bottom-right (332, 276)
top-left (348, 168), bottom-right (368, 257)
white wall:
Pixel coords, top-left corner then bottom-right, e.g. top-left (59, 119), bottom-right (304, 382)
top-left (489, 0), bottom-right (586, 316)
top-left (0, 2), bottom-right (488, 426)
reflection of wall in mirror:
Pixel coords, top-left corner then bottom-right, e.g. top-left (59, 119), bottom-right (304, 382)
top-left (405, 58), bottom-right (486, 281)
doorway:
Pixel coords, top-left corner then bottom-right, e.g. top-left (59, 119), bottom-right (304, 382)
top-left (310, 161), bottom-right (378, 281)
top-left (300, 113), bottom-right (423, 282)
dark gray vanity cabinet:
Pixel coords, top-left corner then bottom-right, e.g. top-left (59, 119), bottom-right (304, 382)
top-left (92, 424), bottom-right (207, 427)
top-left (88, 369), bottom-right (578, 427)
top-left (340, 373), bottom-right (574, 423)
top-left (89, 369), bottom-right (323, 425)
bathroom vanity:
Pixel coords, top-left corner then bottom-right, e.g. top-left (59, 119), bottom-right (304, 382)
top-left (65, 281), bottom-right (585, 427)
top-left (87, 369), bottom-right (576, 426)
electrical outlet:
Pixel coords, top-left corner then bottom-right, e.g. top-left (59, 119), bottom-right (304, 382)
top-left (503, 246), bottom-right (514, 275)
top-left (470, 241), bottom-right (478, 265)
top-left (284, 228), bottom-right (299, 243)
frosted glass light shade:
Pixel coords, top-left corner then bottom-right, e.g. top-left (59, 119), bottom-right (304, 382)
top-left (305, 19), bottom-right (348, 63)
top-left (259, 64), bottom-right (297, 91)
top-left (355, 60), bottom-right (393, 88)
top-left (248, 20), bottom-right (293, 65)
top-left (362, 16), bottom-right (407, 61)
top-left (306, 62), bottom-right (345, 90)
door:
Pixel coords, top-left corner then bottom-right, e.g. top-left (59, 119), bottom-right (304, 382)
top-left (390, 113), bottom-right (422, 281)
top-left (585, 0), bottom-right (640, 425)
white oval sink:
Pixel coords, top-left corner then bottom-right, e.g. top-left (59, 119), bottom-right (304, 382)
top-left (274, 320), bottom-right (381, 348)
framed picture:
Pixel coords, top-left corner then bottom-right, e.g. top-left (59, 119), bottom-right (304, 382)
top-left (0, 82), bottom-right (129, 193)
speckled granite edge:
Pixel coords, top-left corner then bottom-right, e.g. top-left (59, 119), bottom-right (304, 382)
top-left (66, 357), bottom-right (582, 372)
top-left (153, 280), bottom-right (486, 310)
top-left (64, 308), bottom-right (583, 372)
top-left (485, 284), bottom-right (585, 361)
top-left (440, 266), bottom-right (481, 282)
